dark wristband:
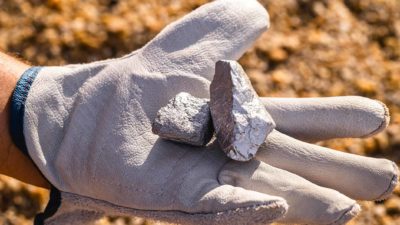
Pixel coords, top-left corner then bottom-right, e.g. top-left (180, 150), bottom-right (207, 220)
top-left (9, 66), bottom-right (42, 158)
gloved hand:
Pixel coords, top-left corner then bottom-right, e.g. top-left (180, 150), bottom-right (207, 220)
top-left (11, 0), bottom-right (397, 225)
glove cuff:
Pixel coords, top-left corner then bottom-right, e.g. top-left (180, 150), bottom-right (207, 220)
top-left (10, 66), bottom-right (42, 158)
top-left (9, 67), bottom-right (63, 225)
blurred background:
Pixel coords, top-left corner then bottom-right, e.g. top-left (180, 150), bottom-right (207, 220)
top-left (0, 0), bottom-right (399, 224)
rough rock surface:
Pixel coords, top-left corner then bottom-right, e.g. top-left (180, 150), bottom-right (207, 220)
top-left (152, 92), bottom-right (213, 146)
top-left (210, 60), bottom-right (275, 161)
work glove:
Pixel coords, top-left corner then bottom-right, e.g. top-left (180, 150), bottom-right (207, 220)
top-left (10, 0), bottom-right (398, 224)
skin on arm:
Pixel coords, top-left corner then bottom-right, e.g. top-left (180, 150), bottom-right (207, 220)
top-left (0, 51), bottom-right (50, 189)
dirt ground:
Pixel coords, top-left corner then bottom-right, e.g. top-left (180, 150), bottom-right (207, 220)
top-left (0, 0), bottom-right (399, 224)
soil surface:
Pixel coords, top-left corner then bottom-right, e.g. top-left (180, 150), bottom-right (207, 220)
top-left (0, 0), bottom-right (399, 224)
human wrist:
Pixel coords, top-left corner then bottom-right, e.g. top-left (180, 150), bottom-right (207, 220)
top-left (0, 53), bottom-right (27, 172)
top-left (0, 52), bottom-right (50, 188)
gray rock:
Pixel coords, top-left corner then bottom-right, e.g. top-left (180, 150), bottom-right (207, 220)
top-left (210, 60), bottom-right (275, 161)
top-left (152, 92), bottom-right (214, 146)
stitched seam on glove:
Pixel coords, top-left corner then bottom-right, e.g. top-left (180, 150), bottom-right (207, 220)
top-left (375, 161), bottom-right (399, 201)
top-left (362, 100), bottom-right (390, 138)
top-left (330, 203), bottom-right (360, 225)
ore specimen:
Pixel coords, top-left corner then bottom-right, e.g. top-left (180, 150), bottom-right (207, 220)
top-left (210, 60), bottom-right (275, 161)
top-left (152, 92), bottom-right (214, 146)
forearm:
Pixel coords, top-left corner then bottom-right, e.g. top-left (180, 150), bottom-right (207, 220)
top-left (0, 52), bottom-right (50, 189)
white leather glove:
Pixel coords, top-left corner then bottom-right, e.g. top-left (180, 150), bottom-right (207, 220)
top-left (10, 0), bottom-right (397, 225)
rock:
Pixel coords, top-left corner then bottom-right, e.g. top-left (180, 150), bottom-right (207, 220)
top-left (210, 60), bottom-right (275, 161)
top-left (102, 15), bottom-right (129, 34)
top-left (385, 196), bottom-right (400, 216)
top-left (152, 92), bottom-right (213, 146)
top-left (374, 204), bottom-right (387, 217)
top-left (268, 47), bottom-right (288, 62)
top-left (355, 78), bottom-right (377, 95)
top-left (271, 69), bottom-right (293, 85)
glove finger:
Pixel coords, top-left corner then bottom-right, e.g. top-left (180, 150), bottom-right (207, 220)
top-left (219, 160), bottom-right (360, 225)
top-left (261, 96), bottom-right (389, 142)
top-left (257, 130), bottom-right (398, 201)
top-left (139, 0), bottom-right (270, 81)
